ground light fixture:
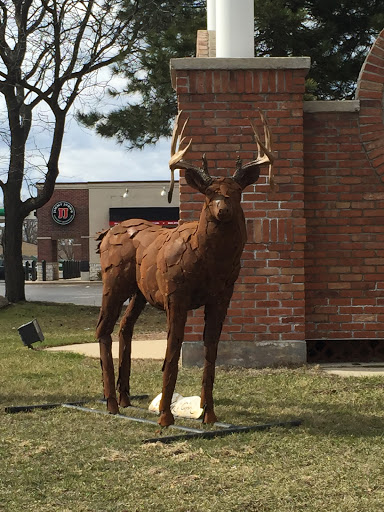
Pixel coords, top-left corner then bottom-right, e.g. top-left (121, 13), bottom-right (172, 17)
top-left (18, 319), bottom-right (44, 348)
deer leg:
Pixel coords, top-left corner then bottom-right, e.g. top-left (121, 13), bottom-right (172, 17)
top-left (117, 291), bottom-right (147, 408)
top-left (201, 300), bottom-right (230, 424)
top-left (96, 296), bottom-right (125, 414)
top-left (158, 303), bottom-right (187, 427)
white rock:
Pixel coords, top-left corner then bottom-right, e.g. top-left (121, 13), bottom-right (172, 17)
top-left (171, 396), bottom-right (203, 419)
top-left (148, 392), bottom-right (183, 413)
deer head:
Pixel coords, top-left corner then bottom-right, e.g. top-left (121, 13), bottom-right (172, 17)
top-left (167, 110), bottom-right (274, 213)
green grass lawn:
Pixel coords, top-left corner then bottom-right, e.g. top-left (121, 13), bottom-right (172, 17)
top-left (1, 302), bottom-right (384, 511)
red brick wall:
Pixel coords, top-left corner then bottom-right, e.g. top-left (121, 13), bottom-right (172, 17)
top-left (174, 27), bottom-right (384, 351)
top-left (172, 59), bottom-right (309, 344)
top-left (303, 107), bottom-right (384, 339)
top-left (37, 188), bottom-right (89, 262)
top-left (304, 28), bottom-right (384, 341)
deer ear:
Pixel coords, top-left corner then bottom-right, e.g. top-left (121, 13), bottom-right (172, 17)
top-left (232, 163), bottom-right (261, 190)
top-left (185, 168), bottom-right (213, 195)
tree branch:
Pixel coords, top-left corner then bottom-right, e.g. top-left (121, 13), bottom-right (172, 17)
top-left (64, 0), bottom-right (95, 78)
top-left (0, 0), bottom-right (10, 66)
top-left (13, 0), bottom-right (33, 69)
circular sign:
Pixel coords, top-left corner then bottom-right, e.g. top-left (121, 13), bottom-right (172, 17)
top-left (51, 201), bottom-right (76, 225)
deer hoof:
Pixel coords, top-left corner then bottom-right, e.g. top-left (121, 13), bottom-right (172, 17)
top-left (118, 392), bottom-right (131, 408)
top-left (203, 409), bottom-right (218, 424)
top-left (158, 410), bottom-right (175, 427)
top-left (107, 397), bottom-right (119, 415)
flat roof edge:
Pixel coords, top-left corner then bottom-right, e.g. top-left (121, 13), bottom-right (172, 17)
top-left (35, 180), bottom-right (179, 188)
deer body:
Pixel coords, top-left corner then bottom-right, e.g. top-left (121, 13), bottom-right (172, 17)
top-left (96, 112), bottom-right (273, 427)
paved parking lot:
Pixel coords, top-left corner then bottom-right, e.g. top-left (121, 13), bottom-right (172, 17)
top-left (0, 280), bottom-right (105, 306)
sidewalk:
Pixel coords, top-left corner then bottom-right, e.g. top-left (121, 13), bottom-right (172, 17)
top-left (46, 338), bottom-right (167, 360)
top-left (320, 362), bottom-right (384, 377)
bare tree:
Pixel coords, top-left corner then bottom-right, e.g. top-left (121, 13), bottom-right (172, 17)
top-left (23, 218), bottom-right (37, 245)
top-left (0, 0), bottom-right (151, 302)
top-left (58, 238), bottom-right (74, 260)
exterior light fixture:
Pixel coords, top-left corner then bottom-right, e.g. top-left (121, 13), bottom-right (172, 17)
top-left (161, 187), bottom-right (167, 197)
top-left (18, 319), bottom-right (45, 349)
top-left (122, 188), bottom-right (129, 198)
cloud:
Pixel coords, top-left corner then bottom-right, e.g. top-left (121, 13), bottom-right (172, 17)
top-left (58, 120), bottom-right (178, 183)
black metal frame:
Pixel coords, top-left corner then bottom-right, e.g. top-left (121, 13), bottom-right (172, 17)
top-left (143, 419), bottom-right (303, 444)
top-left (4, 395), bottom-right (149, 414)
top-left (5, 397), bottom-right (303, 444)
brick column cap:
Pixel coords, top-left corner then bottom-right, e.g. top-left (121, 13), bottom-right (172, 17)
top-left (304, 100), bottom-right (360, 113)
top-left (171, 57), bottom-right (311, 87)
top-left (171, 56), bottom-right (311, 71)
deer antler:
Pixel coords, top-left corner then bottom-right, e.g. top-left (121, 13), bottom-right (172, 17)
top-left (168, 111), bottom-right (212, 203)
top-left (233, 110), bottom-right (275, 190)
top-left (168, 110), bottom-right (192, 203)
top-left (169, 111), bottom-right (192, 169)
top-left (248, 110), bottom-right (275, 189)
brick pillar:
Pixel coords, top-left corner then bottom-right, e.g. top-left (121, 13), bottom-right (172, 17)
top-left (72, 243), bottom-right (82, 261)
top-left (37, 237), bottom-right (56, 262)
top-left (80, 236), bottom-right (90, 262)
top-left (170, 57), bottom-right (310, 367)
top-left (37, 238), bottom-right (59, 280)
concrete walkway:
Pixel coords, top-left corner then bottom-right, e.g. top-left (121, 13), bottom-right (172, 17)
top-left (320, 363), bottom-right (384, 377)
top-left (46, 339), bottom-right (167, 360)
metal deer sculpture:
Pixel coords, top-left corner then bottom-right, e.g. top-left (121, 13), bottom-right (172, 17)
top-left (96, 110), bottom-right (274, 427)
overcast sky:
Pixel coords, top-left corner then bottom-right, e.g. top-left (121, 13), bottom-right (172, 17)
top-left (58, 118), bottom-right (175, 184)
top-left (55, 71), bottom-right (178, 185)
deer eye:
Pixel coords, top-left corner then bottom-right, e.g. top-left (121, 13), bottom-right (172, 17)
top-left (205, 188), bottom-right (218, 198)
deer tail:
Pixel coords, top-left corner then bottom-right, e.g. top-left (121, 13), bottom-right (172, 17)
top-left (95, 229), bottom-right (109, 254)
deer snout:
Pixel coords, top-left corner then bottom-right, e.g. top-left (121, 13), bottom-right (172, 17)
top-left (213, 198), bottom-right (233, 222)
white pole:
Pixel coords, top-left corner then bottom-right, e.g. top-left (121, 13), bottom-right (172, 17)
top-left (216, 0), bottom-right (254, 58)
top-left (207, 0), bottom-right (216, 31)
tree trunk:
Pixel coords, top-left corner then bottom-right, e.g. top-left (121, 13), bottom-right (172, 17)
top-left (3, 195), bottom-right (25, 302)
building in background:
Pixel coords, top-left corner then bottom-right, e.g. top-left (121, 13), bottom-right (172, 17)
top-left (36, 181), bottom-right (179, 280)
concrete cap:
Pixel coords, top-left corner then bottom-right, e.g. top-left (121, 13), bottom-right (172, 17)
top-left (304, 100), bottom-right (360, 113)
top-left (170, 57), bottom-right (311, 88)
top-left (171, 56), bottom-right (311, 71)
